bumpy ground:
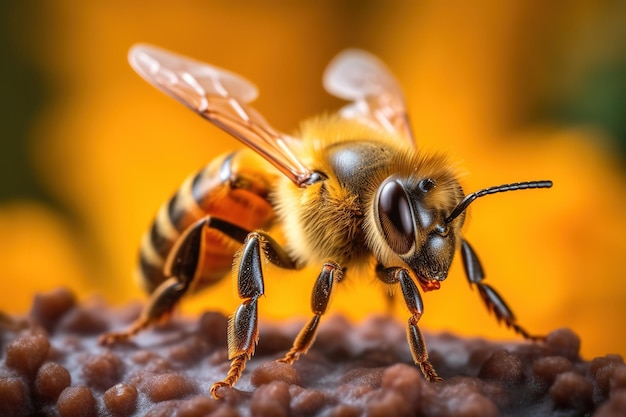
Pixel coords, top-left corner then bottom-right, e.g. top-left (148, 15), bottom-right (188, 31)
top-left (0, 288), bottom-right (624, 416)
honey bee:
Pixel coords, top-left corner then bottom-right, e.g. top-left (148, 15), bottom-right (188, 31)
top-left (100, 45), bottom-right (552, 398)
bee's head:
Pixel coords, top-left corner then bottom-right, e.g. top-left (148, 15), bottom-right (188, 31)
top-left (373, 176), bottom-right (552, 284)
top-left (373, 175), bottom-right (464, 283)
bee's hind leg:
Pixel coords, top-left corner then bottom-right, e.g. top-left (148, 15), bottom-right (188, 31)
top-left (210, 230), bottom-right (297, 399)
top-left (461, 239), bottom-right (543, 341)
top-left (99, 277), bottom-right (189, 345)
top-left (99, 216), bottom-right (249, 346)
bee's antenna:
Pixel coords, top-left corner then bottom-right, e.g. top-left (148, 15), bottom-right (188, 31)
top-left (444, 180), bottom-right (553, 224)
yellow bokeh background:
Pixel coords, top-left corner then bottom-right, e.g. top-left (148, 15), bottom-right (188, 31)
top-left (1, 2), bottom-right (625, 360)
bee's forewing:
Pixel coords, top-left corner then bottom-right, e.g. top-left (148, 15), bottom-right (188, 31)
top-left (323, 49), bottom-right (414, 145)
top-left (129, 44), bottom-right (312, 186)
top-left (129, 45), bottom-right (258, 110)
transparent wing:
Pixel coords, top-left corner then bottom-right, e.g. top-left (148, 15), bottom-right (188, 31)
top-left (129, 44), bottom-right (312, 186)
top-left (323, 49), bottom-right (414, 145)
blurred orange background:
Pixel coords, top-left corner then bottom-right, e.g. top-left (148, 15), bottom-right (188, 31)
top-left (1, 2), bottom-right (625, 360)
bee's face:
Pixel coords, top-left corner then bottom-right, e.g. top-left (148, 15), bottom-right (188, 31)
top-left (374, 175), bottom-right (464, 282)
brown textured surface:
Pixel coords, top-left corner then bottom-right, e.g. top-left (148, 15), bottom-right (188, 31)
top-left (0, 288), bottom-right (624, 416)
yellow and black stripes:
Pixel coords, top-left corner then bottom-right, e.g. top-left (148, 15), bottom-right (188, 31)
top-left (137, 150), bottom-right (278, 294)
top-left (138, 168), bottom-right (210, 292)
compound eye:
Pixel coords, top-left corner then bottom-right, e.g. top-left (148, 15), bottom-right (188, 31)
top-left (377, 179), bottom-right (415, 254)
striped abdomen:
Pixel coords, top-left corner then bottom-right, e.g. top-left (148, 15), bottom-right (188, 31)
top-left (138, 149), bottom-right (278, 293)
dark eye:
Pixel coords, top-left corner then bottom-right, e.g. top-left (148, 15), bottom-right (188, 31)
top-left (434, 224), bottom-right (449, 237)
top-left (377, 179), bottom-right (415, 254)
top-left (419, 178), bottom-right (436, 193)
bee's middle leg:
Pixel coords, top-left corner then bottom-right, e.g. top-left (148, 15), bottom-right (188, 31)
top-left (210, 230), bottom-right (297, 398)
top-left (377, 264), bottom-right (443, 382)
top-left (277, 261), bottom-right (343, 365)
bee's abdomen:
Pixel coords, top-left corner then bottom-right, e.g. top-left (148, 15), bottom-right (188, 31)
top-left (138, 150), bottom-right (277, 293)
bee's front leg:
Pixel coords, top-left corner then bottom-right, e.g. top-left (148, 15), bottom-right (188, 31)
top-left (210, 231), bottom-right (297, 399)
top-left (376, 264), bottom-right (443, 382)
top-left (461, 239), bottom-right (543, 341)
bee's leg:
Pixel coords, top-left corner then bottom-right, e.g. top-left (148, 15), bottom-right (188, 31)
top-left (277, 262), bottom-right (342, 365)
top-left (99, 217), bottom-right (250, 345)
top-left (377, 264), bottom-right (443, 382)
top-left (99, 277), bottom-right (189, 345)
top-left (210, 231), bottom-right (297, 399)
top-left (461, 239), bottom-right (543, 341)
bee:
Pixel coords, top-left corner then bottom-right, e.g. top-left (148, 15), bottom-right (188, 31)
top-left (99, 45), bottom-right (552, 398)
